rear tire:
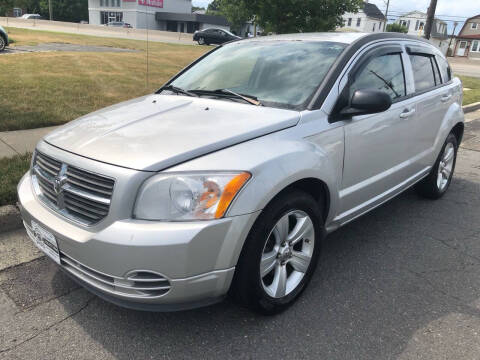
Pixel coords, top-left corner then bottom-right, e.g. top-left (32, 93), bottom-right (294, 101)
top-left (416, 133), bottom-right (458, 199)
top-left (231, 190), bottom-right (325, 315)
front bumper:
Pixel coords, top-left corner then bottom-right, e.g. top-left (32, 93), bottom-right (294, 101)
top-left (18, 173), bottom-right (259, 311)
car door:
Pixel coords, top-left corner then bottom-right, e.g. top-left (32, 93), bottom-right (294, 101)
top-left (403, 46), bottom-right (455, 172)
top-left (336, 45), bottom-right (421, 220)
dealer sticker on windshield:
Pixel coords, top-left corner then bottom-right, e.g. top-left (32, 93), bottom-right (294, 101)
top-left (30, 221), bottom-right (61, 265)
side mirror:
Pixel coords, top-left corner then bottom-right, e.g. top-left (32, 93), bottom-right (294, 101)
top-left (340, 89), bottom-right (392, 118)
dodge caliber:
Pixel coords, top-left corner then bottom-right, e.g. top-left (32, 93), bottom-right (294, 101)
top-left (18, 33), bottom-right (464, 314)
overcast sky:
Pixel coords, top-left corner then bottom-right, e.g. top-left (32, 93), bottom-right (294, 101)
top-left (192, 0), bottom-right (477, 34)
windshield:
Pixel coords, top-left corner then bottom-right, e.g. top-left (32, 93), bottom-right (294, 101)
top-left (169, 41), bottom-right (346, 109)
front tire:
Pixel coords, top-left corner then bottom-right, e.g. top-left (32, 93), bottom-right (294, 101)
top-left (0, 36), bottom-right (5, 52)
top-left (231, 190), bottom-right (324, 315)
top-left (416, 133), bottom-right (458, 199)
top-left (197, 37), bottom-right (205, 45)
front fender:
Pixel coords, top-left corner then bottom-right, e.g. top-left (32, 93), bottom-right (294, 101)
top-left (166, 127), bottom-right (342, 223)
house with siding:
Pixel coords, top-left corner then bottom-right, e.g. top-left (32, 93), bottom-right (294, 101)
top-left (337, 1), bottom-right (386, 33)
top-left (454, 15), bottom-right (480, 59)
top-left (396, 11), bottom-right (449, 54)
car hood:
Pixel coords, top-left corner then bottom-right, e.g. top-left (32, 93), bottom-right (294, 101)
top-left (44, 95), bottom-right (300, 171)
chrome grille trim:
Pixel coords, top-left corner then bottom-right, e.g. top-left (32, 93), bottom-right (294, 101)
top-left (31, 151), bottom-right (115, 226)
top-left (60, 252), bottom-right (171, 298)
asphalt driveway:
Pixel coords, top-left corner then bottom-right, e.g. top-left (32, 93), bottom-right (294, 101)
top-left (1, 119), bottom-right (479, 360)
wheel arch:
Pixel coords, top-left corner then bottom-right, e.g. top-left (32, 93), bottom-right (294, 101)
top-left (451, 121), bottom-right (464, 145)
top-left (266, 177), bottom-right (331, 224)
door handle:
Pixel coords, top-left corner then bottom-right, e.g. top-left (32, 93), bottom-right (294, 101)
top-left (399, 109), bottom-right (415, 119)
top-left (441, 94), bottom-right (452, 103)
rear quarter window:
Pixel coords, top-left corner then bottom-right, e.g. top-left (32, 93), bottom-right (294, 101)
top-left (436, 56), bottom-right (452, 83)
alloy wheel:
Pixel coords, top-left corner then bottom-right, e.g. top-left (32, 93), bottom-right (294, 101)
top-left (437, 142), bottom-right (455, 191)
top-left (0, 37), bottom-right (5, 51)
top-left (260, 210), bottom-right (315, 298)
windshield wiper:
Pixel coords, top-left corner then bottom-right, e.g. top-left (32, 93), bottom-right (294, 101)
top-left (158, 84), bottom-right (198, 97)
top-left (190, 89), bottom-right (262, 106)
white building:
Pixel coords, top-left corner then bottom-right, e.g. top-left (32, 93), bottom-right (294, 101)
top-left (88, 0), bottom-right (229, 32)
top-left (396, 11), bottom-right (449, 54)
top-left (337, 1), bottom-right (386, 33)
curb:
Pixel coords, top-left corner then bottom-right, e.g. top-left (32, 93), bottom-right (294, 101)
top-left (0, 204), bottom-right (22, 234)
top-left (463, 102), bottom-right (480, 114)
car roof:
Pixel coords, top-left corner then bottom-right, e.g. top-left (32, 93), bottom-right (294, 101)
top-left (237, 32), bottom-right (433, 46)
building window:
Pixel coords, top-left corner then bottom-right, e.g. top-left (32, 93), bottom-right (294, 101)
top-left (100, 0), bottom-right (121, 7)
top-left (100, 11), bottom-right (123, 24)
top-left (13, 8), bottom-right (22, 17)
top-left (472, 23), bottom-right (478, 30)
top-left (356, 18), bottom-right (361, 27)
top-left (347, 18), bottom-right (352, 26)
top-left (373, 23), bottom-right (376, 32)
top-left (400, 20), bottom-right (407, 27)
top-left (472, 40), bottom-right (479, 52)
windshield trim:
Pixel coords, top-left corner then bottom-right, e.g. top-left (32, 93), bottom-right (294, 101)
top-left (156, 40), bottom-right (348, 111)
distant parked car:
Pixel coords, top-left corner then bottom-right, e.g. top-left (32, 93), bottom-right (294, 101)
top-left (79, 20), bottom-right (89, 24)
top-left (0, 25), bottom-right (8, 52)
top-left (106, 21), bottom-right (132, 28)
top-left (21, 14), bottom-right (42, 20)
top-left (193, 28), bottom-right (241, 45)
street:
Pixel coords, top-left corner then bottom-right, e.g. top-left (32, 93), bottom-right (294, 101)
top-left (1, 117), bottom-right (479, 360)
top-left (450, 57), bottom-right (480, 79)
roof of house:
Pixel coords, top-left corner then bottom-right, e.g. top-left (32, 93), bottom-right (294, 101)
top-left (363, 2), bottom-right (386, 21)
top-left (457, 14), bottom-right (480, 38)
top-left (457, 34), bottom-right (480, 40)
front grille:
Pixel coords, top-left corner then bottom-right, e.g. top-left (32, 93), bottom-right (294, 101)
top-left (60, 252), bottom-right (171, 298)
top-left (32, 151), bottom-right (115, 226)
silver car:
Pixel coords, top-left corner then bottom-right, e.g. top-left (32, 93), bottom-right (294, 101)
top-left (18, 32), bottom-right (464, 314)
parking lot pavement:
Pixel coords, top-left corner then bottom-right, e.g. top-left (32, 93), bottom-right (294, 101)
top-left (1, 120), bottom-right (479, 360)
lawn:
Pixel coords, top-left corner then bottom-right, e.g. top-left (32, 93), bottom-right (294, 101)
top-left (458, 76), bottom-right (480, 106)
top-left (0, 28), bottom-right (208, 132)
top-left (0, 154), bottom-right (31, 206)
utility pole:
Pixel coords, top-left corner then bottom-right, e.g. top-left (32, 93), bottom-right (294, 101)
top-left (424, 0), bottom-right (437, 40)
top-left (447, 22), bottom-right (458, 57)
top-left (383, 0), bottom-right (390, 32)
top-left (48, 0), bottom-right (53, 21)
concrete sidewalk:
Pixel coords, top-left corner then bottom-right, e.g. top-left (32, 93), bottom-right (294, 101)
top-left (0, 126), bottom-right (59, 158)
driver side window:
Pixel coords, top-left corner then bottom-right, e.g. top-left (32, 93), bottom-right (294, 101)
top-left (349, 53), bottom-right (406, 101)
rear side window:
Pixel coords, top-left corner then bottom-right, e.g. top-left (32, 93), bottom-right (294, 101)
top-left (436, 56), bottom-right (452, 83)
top-left (349, 53), bottom-right (406, 101)
top-left (409, 54), bottom-right (438, 92)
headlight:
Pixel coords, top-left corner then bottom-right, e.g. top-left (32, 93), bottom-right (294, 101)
top-left (134, 172), bottom-right (251, 221)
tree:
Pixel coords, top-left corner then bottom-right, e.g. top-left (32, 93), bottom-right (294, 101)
top-left (0, 0), bottom-right (14, 17)
top-left (206, 0), bottom-right (221, 14)
top-left (37, 0), bottom-right (88, 22)
top-left (386, 23), bottom-right (408, 34)
top-left (215, 0), bottom-right (363, 34)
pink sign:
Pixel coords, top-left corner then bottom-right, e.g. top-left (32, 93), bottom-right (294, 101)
top-left (138, 0), bottom-right (164, 7)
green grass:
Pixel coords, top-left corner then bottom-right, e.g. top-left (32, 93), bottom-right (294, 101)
top-left (458, 76), bottom-right (480, 106)
top-left (0, 154), bottom-right (31, 206)
top-left (0, 27), bottom-right (208, 132)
